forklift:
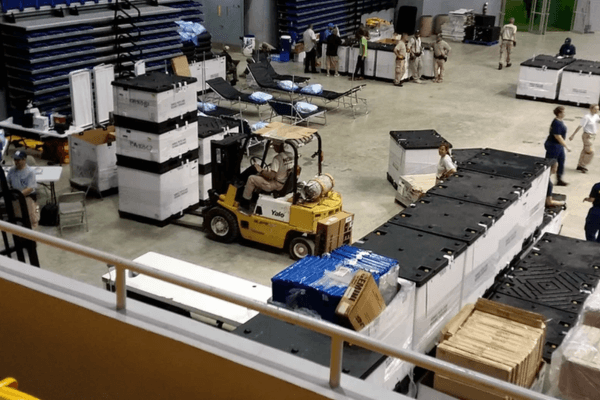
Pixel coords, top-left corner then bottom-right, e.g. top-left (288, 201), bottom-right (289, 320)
top-left (203, 124), bottom-right (351, 259)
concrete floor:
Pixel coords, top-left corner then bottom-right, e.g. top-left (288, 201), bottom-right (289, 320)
top-left (21, 30), bottom-right (599, 290)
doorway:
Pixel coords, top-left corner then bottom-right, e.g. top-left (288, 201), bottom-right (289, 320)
top-left (501, 0), bottom-right (575, 33)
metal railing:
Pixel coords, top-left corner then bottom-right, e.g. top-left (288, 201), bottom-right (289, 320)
top-left (0, 220), bottom-right (556, 400)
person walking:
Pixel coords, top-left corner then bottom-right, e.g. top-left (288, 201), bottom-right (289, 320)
top-left (303, 24), bottom-right (318, 73)
top-left (326, 27), bottom-right (342, 76)
top-left (393, 33), bottom-right (407, 87)
top-left (569, 104), bottom-right (600, 173)
top-left (583, 181), bottom-right (600, 242)
top-left (544, 106), bottom-right (571, 186)
top-left (433, 34), bottom-right (451, 83)
top-left (499, 18), bottom-right (517, 70)
top-left (408, 30), bottom-right (423, 83)
top-left (351, 32), bottom-right (368, 81)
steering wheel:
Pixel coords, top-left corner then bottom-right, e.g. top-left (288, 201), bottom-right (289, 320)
top-left (250, 156), bottom-right (262, 167)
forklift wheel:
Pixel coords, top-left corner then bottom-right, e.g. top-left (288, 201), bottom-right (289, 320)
top-left (205, 207), bottom-right (239, 243)
top-left (289, 237), bottom-right (315, 260)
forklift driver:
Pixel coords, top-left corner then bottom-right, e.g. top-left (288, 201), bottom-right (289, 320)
top-left (240, 142), bottom-right (294, 214)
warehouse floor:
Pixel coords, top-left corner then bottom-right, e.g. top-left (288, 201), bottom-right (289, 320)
top-left (21, 31), bottom-right (600, 289)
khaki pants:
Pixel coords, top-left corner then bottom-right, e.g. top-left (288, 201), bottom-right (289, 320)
top-left (394, 58), bottom-right (406, 85)
top-left (326, 55), bottom-right (339, 74)
top-left (12, 197), bottom-right (39, 229)
top-left (499, 40), bottom-right (513, 64)
top-left (243, 175), bottom-right (283, 199)
top-left (578, 132), bottom-right (596, 168)
top-left (434, 59), bottom-right (445, 82)
top-left (410, 56), bottom-right (423, 80)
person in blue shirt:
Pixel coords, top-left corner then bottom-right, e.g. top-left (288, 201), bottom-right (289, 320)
top-left (559, 38), bottom-right (576, 58)
top-left (544, 106), bottom-right (571, 186)
top-left (6, 150), bottom-right (39, 229)
top-left (584, 182), bottom-right (600, 242)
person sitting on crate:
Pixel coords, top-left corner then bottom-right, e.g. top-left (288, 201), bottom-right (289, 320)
top-left (558, 37), bottom-right (576, 58)
top-left (222, 46), bottom-right (240, 86)
top-left (436, 142), bottom-right (457, 184)
top-left (239, 142), bottom-right (294, 214)
top-left (7, 150), bottom-right (39, 229)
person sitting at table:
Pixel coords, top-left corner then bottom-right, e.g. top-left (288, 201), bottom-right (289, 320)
top-left (7, 150), bottom-right (39, 229)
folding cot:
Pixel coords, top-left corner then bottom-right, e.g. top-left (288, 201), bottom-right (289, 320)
top-left (206, 77), bottom-right (270, 119)
top-left (264, 60), bottom-right (310, 84)
top-left (267, 100), bottom-right (326, 127)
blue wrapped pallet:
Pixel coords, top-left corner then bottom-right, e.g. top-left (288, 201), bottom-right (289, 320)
top-left (271, 245), bottom-right (399, 324)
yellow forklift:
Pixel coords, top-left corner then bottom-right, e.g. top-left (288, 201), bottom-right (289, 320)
top-left (203, 122), bottom-right (352, 259)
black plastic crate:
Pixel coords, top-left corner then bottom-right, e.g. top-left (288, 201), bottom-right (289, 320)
top-left (354, 223), bottom-right (468, 287)
top-left (485, 292), bottom-right (577, 363)
top-left (459, 148), bottom-right (552, 183)
top-left (428, 169), bottom-right (530, 210)
top-left (563, 59), bottom-right (600, 76)
top-left (112, 70), bottom-right (197, 92)
top-left (493, 264), bottom-right (598, 314)
top-left (520, 55), bottom-right (576, 70)
top-left (388, 194), bottom-right (504, 244)
top-left (232, 314), bottom-right (386, 380)
top-left (452, 148), bottom-right (484, 165)
top-left (389, 129), bottom-right (447, 150)
top-left (522, 233), bottom-right (600, 276)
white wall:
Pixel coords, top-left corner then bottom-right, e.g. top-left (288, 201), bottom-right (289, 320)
top-left (245, 0), bottom-right (278, 47)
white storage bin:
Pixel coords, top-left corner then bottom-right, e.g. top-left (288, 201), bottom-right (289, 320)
top-left (116, 121), bottom-right (198, 163)
top-left (118, 158), bottom-right (199, 221)
top-left (388, 130), bottom-right (447, 185)
top-left (112, 72), bottom-right (197, 123)
top-left (69, 127), bottom-right (118, 192)
top-left (558, 60), bottom-right (600, 105)
top-left (190, 56), bottom-right (226, 92)
top-left (516, 55), bottom-right (575, 100)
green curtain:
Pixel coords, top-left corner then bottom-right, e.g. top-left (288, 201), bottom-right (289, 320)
top-left (504, 0), bottom-right (575, 31)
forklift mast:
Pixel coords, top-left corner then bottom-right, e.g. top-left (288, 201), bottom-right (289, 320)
top-left (210, 133), bottom-right (245, 196)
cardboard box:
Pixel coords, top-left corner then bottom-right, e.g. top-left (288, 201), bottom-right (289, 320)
top-left (395, 173), bottom-right (437, 206)
top-left (315, 211), bottom-right (354, 254)
top-left (434, 299), bottom-right (546, 400)
top-left (69, 127), bottom-right (117, 191)
top-left (336, 270), bottom-right (386, 331)
top-left (292, 42), bottom-right (304, 54)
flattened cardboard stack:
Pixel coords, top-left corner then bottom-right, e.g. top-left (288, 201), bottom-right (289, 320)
top-left (435, 299), bottom-right (546, 400)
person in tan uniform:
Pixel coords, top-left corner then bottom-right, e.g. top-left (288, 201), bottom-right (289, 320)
top-left (240, 143), bottom-right (294, 213)
top-left (393, 33), bottom-right (407, 87)
top-left (408, 30), bottom-right (424, 83)
top-left (499, 18), bottom-right (517, 70)
top-left (570, 104), bottom-right (600, 173)
top-left (433, 34), bottom-right (451, 83)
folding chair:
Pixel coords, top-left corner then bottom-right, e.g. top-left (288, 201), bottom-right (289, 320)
top-left (57, 191), bottom-right (88, 235)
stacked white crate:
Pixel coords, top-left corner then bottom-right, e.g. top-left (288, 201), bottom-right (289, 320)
top-left (189, 56), bottom-right (227, 92)
top-left (112, 72), bottom-right (200, 224)
top-left (516, 55), bottom-right (576, 100)
top-left (441, 9), bottom-right (474, 41)
top-left (558, 59), bottom-right (600, 106)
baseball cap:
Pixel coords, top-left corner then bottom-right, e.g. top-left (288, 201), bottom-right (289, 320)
top-left (328, 23), bottom-right (334, 28)
top-left (13, 150), bottom-right (27, 160)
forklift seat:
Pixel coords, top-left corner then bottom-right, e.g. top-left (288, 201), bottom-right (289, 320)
top-left (271, 171), bottom-right (296, 198)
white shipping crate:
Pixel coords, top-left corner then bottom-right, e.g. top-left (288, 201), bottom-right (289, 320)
top-left (69, 128), bottom-right (118, 192)
top-left (349, 46), bottom-right (375, 77)
top-left (375, 49), bottom-right (395, 80)
top-left (116, 121), bottom-right (198, 163)
top-left (388, 130), bottom-right (446, 185)
top-left (516, 55), bottom-right (575, 100)
top-left (199, 172), bottom-right (212, 202)
top-left (338, 46), bottom-right (349, 73)
top-left (422, 48), bottom-right (435, 78)
top-left (112, 72), bottom-right (198, 123)
top-left (118, 160), bottom-right (199, 221)
top-left (190, 56), bottom-right (227, 92)
top-left (198, 130), bottom-right (227, 166)
top-left (362, 278), bottom-right (416, 390)
top-left (558, 60), bottom-right (600, 105)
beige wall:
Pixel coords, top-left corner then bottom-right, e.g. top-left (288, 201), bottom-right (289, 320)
top-left (0, 277), bottom-right (330, 400)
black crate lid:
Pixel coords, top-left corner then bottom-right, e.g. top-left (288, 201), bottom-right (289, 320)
top-left (519, 54), bottom-right (575, 70)
top-left (232, 314), bottom-right (386, 379)
top-left (520, 233), bottom-right (600, 276)
top-left (485, 291), bottom-right (577, 363)
top-left (563, 59), bottom-right (600, 75)
top-left (460, 148), bottom-right (552, 182)
top-left (354, 223), bottom-right (468, 287)
top-left (493, 265), bottom-right (597, 314)
top-left (368, 41), bottom-right (395, 51)
top-left (389, 129), bottom-right (447, 150)
top-left (428, 169), bottom-right (531, 210)
top-left (197, 115), bottom-right (230, 138)
top-left (388, 194), bottom-right (504, 244)
top-left (112, 71), bottom-right (198, 93)
top-left (452, 148), bottom-right (485, 165)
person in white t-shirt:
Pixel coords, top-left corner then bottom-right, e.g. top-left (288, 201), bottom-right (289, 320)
top-left (570, 104), bottom-right (600, 173)
top-left (436, 142), bottom-right (456, 183)
top-left (303, 24), bottom-right (318, 74)
top-left (499, 18), bottom-right (517, 70)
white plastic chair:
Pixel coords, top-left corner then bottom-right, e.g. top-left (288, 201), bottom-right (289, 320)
top-left (58, 191), bottom-right (88, 235)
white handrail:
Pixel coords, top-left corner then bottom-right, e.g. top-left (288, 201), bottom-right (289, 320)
top-left (0, 220), bottom-right (555, 400)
